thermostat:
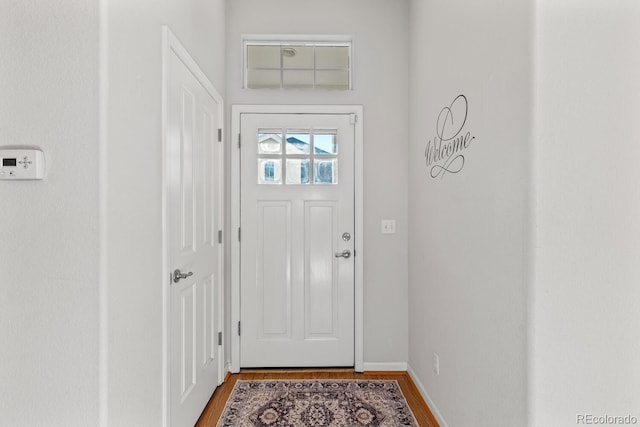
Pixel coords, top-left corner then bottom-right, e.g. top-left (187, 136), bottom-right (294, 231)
top-left (0, 147), bottom-right (46, 180)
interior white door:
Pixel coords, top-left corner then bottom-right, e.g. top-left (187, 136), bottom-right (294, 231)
top-left (167, 44), bottom-right (222, 426)
top-left (240, 113), bottom-right (355, 367)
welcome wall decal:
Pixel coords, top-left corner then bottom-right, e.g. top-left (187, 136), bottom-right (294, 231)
top-left (424, 94), bottom-right (477, 179)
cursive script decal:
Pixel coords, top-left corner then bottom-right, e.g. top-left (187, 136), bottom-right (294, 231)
top-left (424, 94), bottom-right (476, 179)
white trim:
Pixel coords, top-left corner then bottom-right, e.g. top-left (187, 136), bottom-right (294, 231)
top-left (407, 364), bottom-right (450, 427)
top-left (242, 34), bottom-right (353, 43)
top-left (162, 26), bottom-right (225, 426)
top-left (362, 362), bottom-right (408, 372)
top-left (98, 0), bottom-right (109, 425)
top-left (230, 104), bottom-right (364, 373)
top-left (230, 108), bottom-right (241, 373)
top-left (161, 26), bottom-right (169, 427)
top-left (353, 106), bottom-right (364, 372)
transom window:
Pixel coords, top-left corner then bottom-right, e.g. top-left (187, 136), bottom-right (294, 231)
top-left (244, 37), bottom-right (352, 90)
top-left (257, 129), bottom-right (338, 185)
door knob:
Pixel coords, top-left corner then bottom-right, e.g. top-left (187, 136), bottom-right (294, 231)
top-left (173, 269), bottom-right (194, 283)
top-left (334, 250), bottom-right (351, 259)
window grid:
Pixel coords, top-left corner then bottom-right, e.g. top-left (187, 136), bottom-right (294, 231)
top-left (257, 129), bottom-right (338, 185)
top-left (245, 42), bottom-right (351, 90)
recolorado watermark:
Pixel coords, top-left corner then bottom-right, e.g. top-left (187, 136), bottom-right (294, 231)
top-left (577, 414), bottom-right (638, 425)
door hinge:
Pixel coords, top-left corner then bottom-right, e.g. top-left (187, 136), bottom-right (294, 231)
top-left (350, 113), bottom-right (358, 124)
top-left (217, 128), bottom-right (222, 142)
top-left (238, 227), bottom-right (241, 241)
top-left (238, 133), bottom-right (241, 148)
top-left (238, 321), bottom-right (241, 336)
top-left (218, 331), bottom-right (222, 346)
top-left (218, 229), bottom-right (222, 244)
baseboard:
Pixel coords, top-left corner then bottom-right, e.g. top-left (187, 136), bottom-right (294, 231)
top-left (223, 361), bottom-right (232, 382)
top-left (407, 364), bottom-right (449, 427)
top-left (362, 362), bottom-right (408, 371)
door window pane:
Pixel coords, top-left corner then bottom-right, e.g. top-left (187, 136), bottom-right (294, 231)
top-left (258, 159), bottom-right (282, 184)
top-left (286, 132), bottom-right (311, 154)
top-left (314, 132), bottom-right (337, 155)
top-left (314, 159), bottom-right (338, 184)
top-left (286, 159), bottom-right (310, 185)
top-left (258, 131), bottom-right (283, 154)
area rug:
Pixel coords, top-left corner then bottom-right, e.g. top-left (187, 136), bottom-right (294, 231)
top-left (216, 379), bottom-right (418, 427)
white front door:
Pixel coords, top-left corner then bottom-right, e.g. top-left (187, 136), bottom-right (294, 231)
top-left (165, 31), bottom-right (223, 427)
top-left (240, 112), bottom-right (355, 367)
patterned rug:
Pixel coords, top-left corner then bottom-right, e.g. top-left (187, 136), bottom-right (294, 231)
top-left (216, 379), bottom-right (418, 427)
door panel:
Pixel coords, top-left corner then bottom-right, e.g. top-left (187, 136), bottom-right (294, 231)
top-left (257, 201), bottom-right (292, 338)
top-left (240, 113), bottom-right (355, 367)
top-left (305, 201), bottom-right (338, 338)
top-left (201, 275), bottom-right (216, 366)
top-left (178, 282), bottom-right (196, 396)
top-left (167, 44), bottom-right (222, 427)
top-left (180, 89), bottom-right (196, 253)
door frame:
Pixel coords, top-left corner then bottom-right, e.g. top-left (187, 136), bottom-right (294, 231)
top-left (230, 104), bottom-right (364, 373)
top-left (161, 26), bottom-right (225, 426)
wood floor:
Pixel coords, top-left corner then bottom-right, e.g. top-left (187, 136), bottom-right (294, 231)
top-left (195, 369), bottom-right (439, 427)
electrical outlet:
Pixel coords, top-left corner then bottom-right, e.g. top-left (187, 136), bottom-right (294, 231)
top-left (433, 352), bottom-right (440, 375)
top-left (381, 219), bottom-right (396, 234)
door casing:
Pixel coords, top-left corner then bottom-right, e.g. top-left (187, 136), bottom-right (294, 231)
top-left (230, 104), bottom-right (364, 373)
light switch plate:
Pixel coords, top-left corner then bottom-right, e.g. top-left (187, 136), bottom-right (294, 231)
top-left (381, 219), bottom-right (396, 234)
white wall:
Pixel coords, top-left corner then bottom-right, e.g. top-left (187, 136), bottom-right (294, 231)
top-left (105, 0), bottom-right (225, 425)
top-left (407, 0), bottom-right (532, 425)
top-left (225, 0), bottom-right (410, 367)
top-left (530, 1), bottom-right (640, 425)
top-left (0, 1), bottom-right (100, 425)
